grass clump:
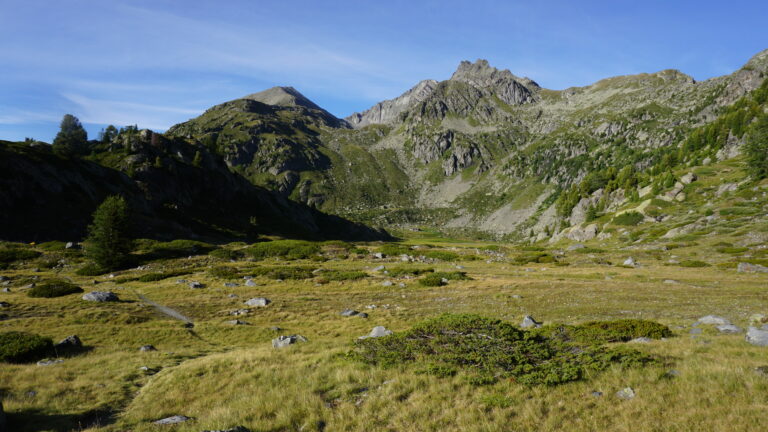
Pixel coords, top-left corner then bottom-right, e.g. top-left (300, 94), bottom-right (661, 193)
top-left (716, 247), bottom-right (749, 254)
top-left (0, 331), bottom-right (53, 363)
top-left (379, 244), bottom-right (411, 256)
top-left (419, 271), bottom-right (470, 287)
top-left (208, 248), bottom-right (245, 260)
top-left (27, 279), bottom-right (83, 298)
top-left (207, 266), bottom-right (240, 280)
top-left (679, 260), bottom-right (710, 268)
top-left (148, 239), bottom-right (215, 259)
top-left (612, 211), bottom-right (644, 226)
top-left (422, 250), bottom-right (460, 261)
top-left (323, 270), bottom-right (368, 281)
top-left (251, 266), bottom-right (316, 280)
top-left (245, 240), bottom-right (321, 260)
top-left (137, 270), bottom-right (190, 282)
top-left (352, 314), bottom-right (658, 386)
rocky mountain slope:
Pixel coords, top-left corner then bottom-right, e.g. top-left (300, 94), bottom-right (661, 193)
top-left (167, 49), bottom-right (768, 241)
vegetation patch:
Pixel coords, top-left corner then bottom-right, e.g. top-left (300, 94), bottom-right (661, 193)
top-left (250, 266), bottom-right (316, 280)
top-left (75, 263), bottom-right (108, 276)
top-left (388, 267), bottom-right (435, 277)
top-left (27, 279), bottom-right (84, 298)
top-left (245, 240), bottom-right (321, 260)
top-left (352, 314), bottom-right (659, 386)
top-left (323, 270), bottom-right (368, 281)
top-left (514, 252), bottom-right (557, 264)
top-left (612, 211), bottom-right (644, 226)
top-left (535, 319), bottom-right (673, 344)
top-left (208, 248), bottom-right (245, 260)
top-left (422, 250), bottom-right (460, 261)
top-left (0, 247), bottom-right (41, 264)
top-left (419, 271), bottom-right (470, 287)
top-left (379, 244), bottom-right (412, 256)
top-left (0, 331), bottom-right (53, 363)
top-left (147, 239), bottom-right (216, 259)
top-left (138, 270), bottom-right (191, 282)
top-left (678, 260), bottom-right (710, 268)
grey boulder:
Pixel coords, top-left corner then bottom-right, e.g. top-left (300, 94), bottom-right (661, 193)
top-left (746, 326), bottom-right (768, 347)
top-left (520, 315), bottom-right (542, 329)
top-left (696, 315), bottom-right (731, 325)
top-left (245, 297), bottom-right (270, 307)
top-left (55, 335), bottom-right (82, 348)
top-left (272, 335), bottom-right (307, 348)
top-left (340, 309), bottom-right (359, 317)
top-left (82, 291), bottom-right (119, 302)
top-left (153, 415), bottom-right (192, 425)
top-left (139, 345), bottom-right (157, 352)
top-left (359, 326), bottom-right (393, 339)
top-left (716, 324), bottom-right (743, 334)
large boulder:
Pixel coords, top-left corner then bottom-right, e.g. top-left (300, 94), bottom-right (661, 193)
top-left (520, 315), bottom-right (542, 328)
top-left (82, 291), bottom-right (119, 302)
top-left (245, 297), bottom-right (270, 307)
top-left (746, 327), bottom-right (768, 347)
top-left (272, 335), bottom-right (307, 348)
top-left (697, 315), bottom-right (731, 326)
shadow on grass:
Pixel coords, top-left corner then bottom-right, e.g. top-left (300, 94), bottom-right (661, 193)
top-left (7, 407), bottom-right (116, 432)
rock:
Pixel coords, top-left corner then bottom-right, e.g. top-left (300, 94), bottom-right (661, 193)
top-left (0, 276), bottom-right (7, 281)
top-left (590, 391), bottom-right (603, 397)
top-left (716, 182), bottom-right (738, 197)
top-left (139, 345), bottom-right (157, 352)
top-left (697, 315), bottom-right (731, 325)
top-left (567, 243), bottom-right (586, 251)
top-left (244, 279), bottom-right (257, 287)
top-left (689, 328), bottom-right (703, 335)
top-left (755, 366), bottom-right (768, 377)
top-left (245, 297), bottom-right (270, 307)
top-left (1, 288), bottom-right (9, 293)
top-left (359, 326), bottom-right (393, 339)
top-left (737, 262), bottom-right (768, 273)
top-left (520, 315), bottom-right (542, 328)
top-left (201, 427), bottom-right (251, 432)
top-left (228, 293), bottom-right (239, 299)
top-left (82, 291), bottom-right (119, 302)
top-left (663, 279), bottom-right (679, 284)
top-left (55, 335), bottom-right (82, 348)
top-left (616, 387), bottom-right (636, 400)
top-left (749, 314), bottom-right (767, 325)
top-left (373, 265), bottom-right (385, 272)
top-left (188, 282), bottom-right (204, 289)
top-left (680, 173), bottom-right (697, 184)
top-left (176, 279), bottom-right (187, 284)
top-left (224, 282), bottom-right (238, 288)
top-left (565, 224), bottom-right (599, 242)
top-left (0, 302), bottom-right (9, 308)
top-left (269, 326), bottom-right (282, 332)
top-left (629, 337), bottom-right (652, 343)
top-left (340, 309), bottom-right (359, 317)
top-left (623, 257), bottom-right (636, 267)
top-left (230, 309), bottom-right (250, 316)
top-left (357, 312), bottom-right (369, 318)
top-left (716, 324), bottom-right (743, 334)
top-left (36, 358), bottom-right (64, 366)
top-left (746, 326), bottom-right (768, 347)
top-left (272, 334), bottom-right (307, 348)
top-left (373, 252), bottom-right (384, 259)
top-left (225, 320), bottom-right (248, 325)
top-left (65, 242), bottom-right (76, 249)
top-left (153, 415), bottom-right (192, 425)
top-left (381, 281), bottom-right (393, 287)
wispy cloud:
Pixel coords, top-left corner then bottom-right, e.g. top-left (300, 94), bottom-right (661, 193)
top-left (61, 93), bottom-right (202, 131)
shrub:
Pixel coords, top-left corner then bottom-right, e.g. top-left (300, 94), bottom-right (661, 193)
top-left (250, 266), bottom-right (315, 280)
top-left (245, 240), bottom-right (320, 260)
top-left (38, 241), bottom-right (67, 251)
top-left (137, 270), bottom-right (189, 282)
top-left (536, 319), bottom-right (673, 344)
top-left (207, 266), bottom-right (240, 280)
top-left (612, 212), bottom-right (644, 226)
top-left (0, 248), bottom-right (41, 264)
top-left (208, 248), bottom-right (244, 260)
top-left (419, 271), bottom-right (469, 286)
top-left (514, 252), bottom-right (556, 264)
top-left (422, 250), bottom-right (460, 261)
top-left (352, 314), bottom-right (658, 386)
top-left (27, 280), bottom-right (83, 298)
top-left (75, 263), bottom-right (108, 276)
top-left (0, 331), bottom-right (53, 363)
top-left (150, 239), bottom-right (215, 258)
top-left (679, 260), bottom-right (710, 268)
top-left (379, 244), bottom-right (411, 256)
top-left (744, 113), bottom-right (768, 179)
top-left (323, 270), bottom-right (368, 281)
top-left (388, 267), bottom-right (434, 277)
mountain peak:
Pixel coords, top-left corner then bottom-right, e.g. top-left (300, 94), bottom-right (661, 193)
top-left (243, 86), bottom-right (323, 111)
top-left (449, 59), bottom-right (539, 105)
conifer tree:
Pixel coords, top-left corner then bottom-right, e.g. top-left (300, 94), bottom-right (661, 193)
top-left (84, 195), bottom-right (133, 270)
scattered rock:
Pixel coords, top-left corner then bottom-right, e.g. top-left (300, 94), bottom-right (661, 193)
top-left (55, 335), bottom-right (82, 348)
top-left (737, 262), bottom-right (768, 273)
top-left (269, 326), bottom-right (282, 332)
top-left (82, 291), bottom-right (119, 302)
top-left (224, 282), bottom-right (239, 288)
top-left (696, 315), bottom-right (731, 326)
top-left (1, 287), bottom-right (9, 293)
top-left (153, 415), bottom-right (192, 425)
top-left (373, 265), bottom-right (385, 272)
top-left (663, 279), bottom-right (679, 284)
top-left (680, 173), bottom-right (697, 185)
top-left (755, 366), bottom-right (768, 377)
top-left (272, 334), bottom-right (307, 348)
top-left (616, 387), bottom-right (636, 400)
top-left (590, 391), bottom-right (603, 397)
top-left (623, 257), bottom-right (636, 267)
top-left (36, 359), bottom-right (63, 366)
top-left (629, 337), bottom-right (652, 343)
top-left (716, 324), bottom-right (743, 334)
top-left (567, 243), bottom-right (586, 251)
top-left (244, 280), bottom-right (258, 287)
top-left (340, 309), bottom-right (359, 317)
top-left (245, 297), bottom-right (270, 307)
top-left (188, 282), bottom-right (205, 289)
top-left (139, 345), bottom-right (157, 352)
top-left (520, 315), bottom-right (542, 329)
top-left (359, 326), bottom-right (393, 339)
top-left (230, 309), bottom-right (250, 316)
top-left (373, 252), bottom-right (384, 259)
top-left (746, 326), bottom-right (768, 347)
top-left (749, 314), bottom-right (767, 325)
top-left (381, 281), bottom-right (393, 287)
top-left (225, 320), bottom-right (249, 325)
top-left (0, 276), bottom-right (7, 282)
top-left (357, 312), bottom-right (369, 318)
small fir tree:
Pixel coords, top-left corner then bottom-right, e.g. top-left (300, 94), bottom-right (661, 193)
top-left (84, 195), bottom-right (133, 271)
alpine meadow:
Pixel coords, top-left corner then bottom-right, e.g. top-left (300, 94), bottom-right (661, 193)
top-left (1, 2), bottom-right (767, 431)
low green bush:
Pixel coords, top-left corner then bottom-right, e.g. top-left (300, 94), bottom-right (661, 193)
top-left (27, 280), bottom-right (83, 298)
top-left (245, 240), bottom-right (321, 260)
top-left (0, 331), bottom-right (53, 363)
top-left (0, 248), bottom-right (41, 263)
top-left (207, 266), bottom-right (240, 280)
top-left (535, 319), bottom-right (673, 344)
top-left (148, 239), bottom-right (215, 259)
top-left (612, 212), bottom-right (644, 226)
top-left (419, 271), bottom-right (470, 286)
top-left (323, 270), bottom-right (368, 281)
top-left (352, 314), bottom-right (658, 386)
top-left (208, 248), bottom-right (245, 260)
top-left (679, 260), bottom-right (710, 268)
top-left (75, 263), bottom-right (108, 276)
top-left (379, 244), bottom-right (411, 256)
top-left (716, 247), bottom-right (749, 254)
top-left (514, 252), bottom-right (557, 264)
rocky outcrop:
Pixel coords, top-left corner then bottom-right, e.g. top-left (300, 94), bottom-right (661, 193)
top-left (450, 59), bottom-right (539, 105)
top-left (346, 80), bottom-right (438, 128)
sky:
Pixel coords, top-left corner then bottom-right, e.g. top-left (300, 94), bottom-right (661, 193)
top-left (1, 0), bottom-right (766, 142)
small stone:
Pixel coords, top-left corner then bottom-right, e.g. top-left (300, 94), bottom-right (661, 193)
top-left (737, 262), bottom-right (768, 273)
top-left (224, 282), bottom-right (238, 288)
top-left (55, 335), bottom-right (82, 348)
top-left (716, 324), bottom-right (743, 334)
top-left (373, 252), bottom-right (384, 259)
top-left (373, 265), bottom-right (385, 272)
top-left (629, 337), bottom-right (651, 343)
top-left (697, 315), bottom-right (731, 325)
top-left (357, 313), bottom-right (369, 318)
top-left (511, 294), bottom-right (522, 299)
top-left (82, 291), bottom-right (119, 302)
top-left (36, 359), bottom-right (63, 366)
top-left (663, 279), bottom-right (679, 284)
top-left (616, 387), bottom-right (635, 400)
top-left (359, 326), bottom-right (393, 339)
top-left (689, 328), bottom-right (703, 335)
top-left (663, 369), bottom-right (681, 379)
top-left (340, 309), bottom-right (359, 317)
top-left (272, 334), bottom-right (307, 348)
top-left (623, 257), bottom-right (636, 267)
top-left (228, 293), bottom-right (239, 299)
top-left (226, 320), bottom-right (248, 325)
top-left (590, 391), bottom-right (603, 397)
top-left (245, 280), bottom-right (257, 287)
top-left (188, 282), bottom-right (204, 289)
top-left (381, 281), bottom-right (393, 287)
top-left (520, 315), bottom-right (542, 329)
top-left (245, 297), bottom-right (270, 307)
top-left (139, 345), bottom-right (157, 352)
top-left (153, 415), bottom-right (191, 425)
top-left (230, 309), bottom-right (250, 316)
top-left (269, 326), bottom-right (282, 332)
top-left (0, 302), bottom-right (9, 308)
top-left (1, 288), bottom-right (10, 293)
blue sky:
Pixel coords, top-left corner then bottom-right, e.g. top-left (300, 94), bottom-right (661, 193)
top-left (1, 0), bottom-right (766, 142)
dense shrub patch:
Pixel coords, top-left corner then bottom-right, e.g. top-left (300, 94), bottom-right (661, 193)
top-left (208, 248), bottom-right (245, 260)
top-left (323, 270), bottom-right (368, 281)
top-left (75, 263), bottom-right (108, 276)
top-left (250, 266), bottom-right (316, 280)
top-left (245, 240), bottom-right (321, 260)
top-left (535, 319), bottom-right (673, 344)
top-left (138, 270), bottom-right (190, 282)
top-left (0, 331), bottom-right (53, 363)
top-left (207, 266), bottom-right (241, 280)
top-left (419, 271), bottom-right (470, 287)
top-left (612, 211), bottom-right (644, 226)
top-left (148, 240), bottom-right (215, 259)
top-left (353, 314), bottom-right (659, 386)
top-left (514, 252), bottom-right (557, 264)
top-left (0, 247), bottom-right (41, 264)
top-left (678, 260), bottom-right (710, 268)
top-left (27, 280), bottom-right (83, 298)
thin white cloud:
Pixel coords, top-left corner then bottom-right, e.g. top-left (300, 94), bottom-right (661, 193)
top-left (61, 93), bottom-right (203, 131)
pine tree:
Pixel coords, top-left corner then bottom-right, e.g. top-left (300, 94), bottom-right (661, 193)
top-left (744, 114), bottom-right (768, 179)
top-left (192, 151), bottom-right (202, 167)
top-left (52, 114), bottom-right (88, 156)
top-left (84, 196), bottom-right (133, 271)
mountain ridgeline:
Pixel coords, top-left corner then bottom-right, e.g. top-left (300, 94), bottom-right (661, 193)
top-left (167, 49), bottom-right (768, 240)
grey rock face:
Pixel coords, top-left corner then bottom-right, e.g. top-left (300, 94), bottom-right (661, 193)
top-left (697, 315), bottom-right (731, 325)
top-left (520, 315), bottom-right (542, 329)
top-left (245, 297), bottom-right (270, 307)
top-left (153, 415), bottom-right (191, 425)
top-left (450, 59), bottom-right (538, 105)
top-left (746, 326), bottom-right (768, 346)
top-left (340, 309), bottom-right (359, 317)
top-left (737, 262), bottom-right (768, 273)
top-left (616, 387), bottom-right (636, 400)
top-left (359, 326), bottom-right (393, 339)
top-left (82, 291), bottom-right (119, 302)
top-left (272, 334), bottom-right (307, 348)
top-left (346, 79), bottom-right (438, 128)
top-left (55, 335), bottom-right (82, 348)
